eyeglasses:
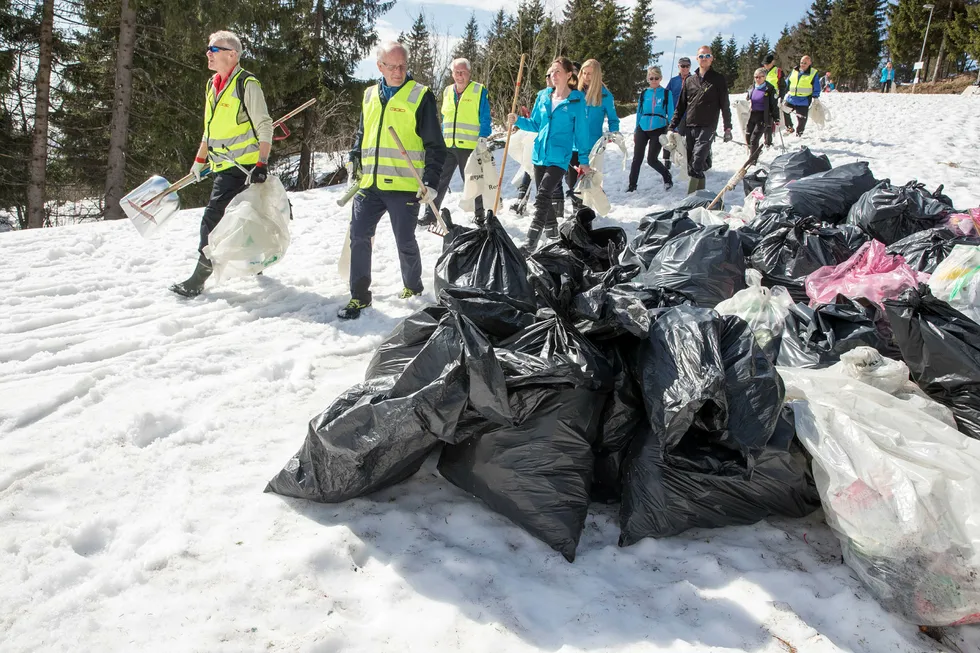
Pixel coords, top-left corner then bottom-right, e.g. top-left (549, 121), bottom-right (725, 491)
top-left (380, 62), bottom-right (407, 72)
top-left (698, 54), bottom-right (712, 60)
top-left (678, 64), bottom-right (690, 68)
top-left (206, 45), bottom-right (232, 53)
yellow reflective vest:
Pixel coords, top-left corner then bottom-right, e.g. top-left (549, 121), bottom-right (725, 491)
top-left (359, 80), bottom-right (427, 192)
top-left (441, 82), bottom-right (484, 149)
top-left (766, 66), bottom-right (781, 93)
top-left (204, 68), bottom-right (261, 172)
top-left (788, 68), bottom-right (818, 98)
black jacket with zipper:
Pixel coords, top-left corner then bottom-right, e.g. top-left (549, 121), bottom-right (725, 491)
top-left (669, 67), bottom-right (732, 132)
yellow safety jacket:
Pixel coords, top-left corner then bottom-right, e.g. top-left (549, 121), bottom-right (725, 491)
top-left (359, 80), bottom-right (427, 191)
top-left (788, 68), bottom-right (818, 98)
top-left (204, 67), bottom-right (261, 172)
top-left (766, 66), bottom-right (781, 92)
top-left (441, 82), bottom-right (484, 149)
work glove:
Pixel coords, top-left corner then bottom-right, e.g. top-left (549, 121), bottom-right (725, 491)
top-left (190, 157), bottom-right (207, 182)
top-left (249, 162), bottom-right (268, 184)
top-left (346, 156), bottom-right (361, 180)
top-left (723, 128), bottom-right (733, 143)
top-left (416, 185), bottom-right (438, 204)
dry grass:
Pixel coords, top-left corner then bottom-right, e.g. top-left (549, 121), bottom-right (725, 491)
top-left (894, 73), bottom-right (978, 95)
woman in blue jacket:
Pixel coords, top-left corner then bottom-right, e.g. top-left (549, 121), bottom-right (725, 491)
top-left (628, 65), bottom-right (673, 193)
top-left (567, 59), bottom-right (620, 210)
top-left (508, 56), bottom-right (592, 251)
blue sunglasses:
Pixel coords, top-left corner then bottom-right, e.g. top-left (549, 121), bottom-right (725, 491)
top-left (207, 45), bottom-right (232, 53)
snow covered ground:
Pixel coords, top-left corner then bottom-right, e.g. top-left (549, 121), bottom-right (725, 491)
top-left (2, 93), bottom-right (979, 653)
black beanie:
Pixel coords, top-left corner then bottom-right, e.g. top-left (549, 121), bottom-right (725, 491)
top-left (762, 53), bottom-right (775, 65)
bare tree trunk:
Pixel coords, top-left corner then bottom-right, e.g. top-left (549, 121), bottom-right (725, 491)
top-left (930, 3), bottom-right (953, 83)
top-left (298, 0), bottom-right (323, 191)
top-left (104, 0), bottom-right (138, 220)
top-left (26, 0), bottom-right (55, 230)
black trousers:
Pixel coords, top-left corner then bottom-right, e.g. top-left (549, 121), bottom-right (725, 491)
top-left (685, 126), bottom-right (715, 179)
top-left (629, 127), bottom-right (672, 187)
top-left (881, 80), bottom-right (892, 93)
top-left (349, 188), bottom-right (423, 303)
top-left (423, 146), bottom-right (483, 219)
top-left (745, 111), bottom-right (772, 164)
top-left (791, 104), bottom-right (811, 135)
top-left (531, 165), bottom-right (565, 232)
top-left (199, 168), bottom-right (248, 255)
top-left (565, 151), bottom-right (581, 195)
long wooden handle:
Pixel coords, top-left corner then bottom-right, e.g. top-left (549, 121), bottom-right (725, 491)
top-left (492, 54), bottom-right (527, 216)
top-left (387, 126), bottom-right (447, 233)
top-left (139, 98), bottom-right (317, 209)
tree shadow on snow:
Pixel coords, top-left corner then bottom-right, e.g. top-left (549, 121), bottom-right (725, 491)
top-left (278, 454), bottom-right (913, 653)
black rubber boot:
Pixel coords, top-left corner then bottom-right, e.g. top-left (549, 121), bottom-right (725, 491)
top-left (524, 226), bottom-right (542, 252)
top-left (169, 255), bottom-right (212, 297)
top-left (545, 199), bottom-right (562, 239)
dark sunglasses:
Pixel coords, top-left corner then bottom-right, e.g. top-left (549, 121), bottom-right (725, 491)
top-left (207, 45), bottom-right (232, 53)
top-left (678, 64), bottom-right (691, 68)
top-left (647, 76), bottom-right (661, 80)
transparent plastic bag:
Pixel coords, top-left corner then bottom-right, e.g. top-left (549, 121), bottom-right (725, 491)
top-left (715, 269), bottom-right (793, 351)
top-left (828, 347), bottom-right (957, 427)
top-left (122, 175), bottom-right (181, 238)
top-left (659, 131), bottom-right (688, 178)
top-left (781, 366), bottom-right (980, 626)
top-left (203, 175), bottom-right (291, 283)
top-left (805, 240), bottom-right (928, 307)
top-left (928, 244), bottom-right (980, 324)
top-left (946, 209), bottom-right (980, 236)
top-left (687, 206), bottom-right (748, 230)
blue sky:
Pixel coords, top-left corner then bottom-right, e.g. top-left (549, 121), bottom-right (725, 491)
top-left (356, 0), bottom-right (815, 81)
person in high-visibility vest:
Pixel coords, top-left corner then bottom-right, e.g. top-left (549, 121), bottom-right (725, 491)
top-left (340, 41), bottom-right (447, 320)
top-left (170, 30), bottom-right (273, 298)
top-left (785, 55), bottom-right (821, 137)
top-left (761, 53), bottom-right (792, 133)
top-left (418, 58), bottom-right (492, 227)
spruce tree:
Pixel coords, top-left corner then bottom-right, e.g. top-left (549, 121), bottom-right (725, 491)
top-left (562, 0), bottom-right (600, 64)
top-left (800, 0), bottom-right (833, 64)
top-left (401, 13), bottom-right (436, 88)
top-left (618, 0), bottom-right (657, 100)
top-left (826, 0), bottom-right (884, 90)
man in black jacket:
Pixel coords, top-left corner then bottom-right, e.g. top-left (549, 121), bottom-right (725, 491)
top-left (669, 44), bottom-right (733, 193)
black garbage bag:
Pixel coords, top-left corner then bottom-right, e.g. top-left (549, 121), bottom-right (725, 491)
top-left (750, 217), bottom-right (867, 302)
top-left (438, 317), bottom-right (612, 561)
top-left (638, 224), bottom-right (748, 307)
top-left (619, 307), bottom-right (819, 544)
top-left (765, 147), bottom-right (832, 193)
top-left (571, 278), bottom-right (694, 340)
top-left (435, 287), bottom-right (537, 342)
top-left (527, 247), bottom-right (598, 311)
top-left (434, 212), bottom-right (536, 305)
top-left (758, 162), bottom-right (879, 223)
top-left (592, 339), bottom-right (645, 503)
top-left (743, 169), bottom-right (768, 197)
top-left (886, 227), bottom-right (980, 273)
top-left (267, 308), bottom-right (511, 503)
top-left (847, 180), bottom-right (954, 245)
top-left (776, 296), bottom-right (900, 368)
top-left (621, 193), bottom-right (715, 268)
top-left (885, 287), bottom-right (980, 440)
top-left (556, 207), bottom-right (628, 272)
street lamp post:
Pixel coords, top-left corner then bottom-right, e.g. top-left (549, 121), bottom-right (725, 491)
top-left (914, 3), bottom-right (936, 86)
top-left (669, 36), bottom-right (681, 80)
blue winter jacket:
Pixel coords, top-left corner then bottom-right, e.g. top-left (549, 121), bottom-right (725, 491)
top-left (666, 74), bottom-right (685, 119)
top-left (580, 86), bottom-right (620, 153)
top-left (636, 86), bottom-right (673, 131)
top-left (515, 87), bottom-right (591, 168)
top-left (880, 68), bottom-right (895, 83)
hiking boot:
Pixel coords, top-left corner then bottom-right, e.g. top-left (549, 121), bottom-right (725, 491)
top-left (525, 226), bottom-right (542, 252)
top-left (169, 254), bottom-right (212, 298)
top-left (664, 180), bottom-right (674, 192)
top-left (398, 287), bottom-right (423, 299)
top-left (785, 127), bottom-right (795, 136)
top-left (417, 211), bottom-right (436, 227)
top-left (626, 185), bottom-right (637, 193)
top-left (337, 298), bottom-right (370, 320)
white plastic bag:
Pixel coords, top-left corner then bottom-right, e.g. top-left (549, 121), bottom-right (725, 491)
top-left (733, 98), bottom-right (750, 135)
top-left (461, 140), bottom-right (498, 213)
top-left (659, 131), bottom-right (688, 178)
top-left (203, 175), bottom-right (291, 283)
top-left (828, 347), bottom-right (957, 427)
top-left (781, 366), bottom-right (980, 626)
top-left (507, 129), bottom-right (536, 185)
top-left (808, 98), bottom-right (831, 127)
top-left (576, 132), bottom-right (628, 216)
top-left (928, 244), bottom-right (980, 324)
top-left (715, 269), bottom-right (793, 350)
top-left (687, 206), bottom-right (748, 230)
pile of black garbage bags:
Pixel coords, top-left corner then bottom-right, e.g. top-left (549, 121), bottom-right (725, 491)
top-left (269, 148), bottom-right (980, 566)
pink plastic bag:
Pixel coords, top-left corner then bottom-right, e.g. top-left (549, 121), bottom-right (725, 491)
top-left (805, 240), bottom-right (929, 306)
top-left (947, 209), bottom-right (980, 236)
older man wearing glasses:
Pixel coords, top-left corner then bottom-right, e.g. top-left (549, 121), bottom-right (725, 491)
top-left (669, 45), bottom-right (732, 194)
top-left (171, 30), bottom-right (273, 298)
top-left (339, 41), bottom-right (446, 320)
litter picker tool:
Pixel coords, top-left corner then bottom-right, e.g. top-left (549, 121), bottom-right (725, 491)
top-left (386, 126), bottom-right (449, 236)
top-left (708, 144), bottom-right (762, 210)
top-left (123, 98), bottom-right (316, 237)
top-left (491, 54), bottom-right (527, 218)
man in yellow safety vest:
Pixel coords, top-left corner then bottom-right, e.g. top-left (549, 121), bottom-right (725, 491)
top-left (170, 30), bottom-right (273, 298)
top-left (418, 58), bottom-right (492, 227)
top-left (339, 41), bottom-right (447, 320)
top-left (761, 53), bottom-right (793, 133)
top-left (785, 55), bottom-right (821, 137)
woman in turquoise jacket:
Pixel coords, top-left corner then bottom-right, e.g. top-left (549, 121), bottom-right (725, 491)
top-left (566, 59), bottom-right (620, 210)
top-left (880, 62), bottom-right (895, 93)
top-left (628, 65), bottom-right (673, 193)
top-left (508, 56), bottom-right (592, 250)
